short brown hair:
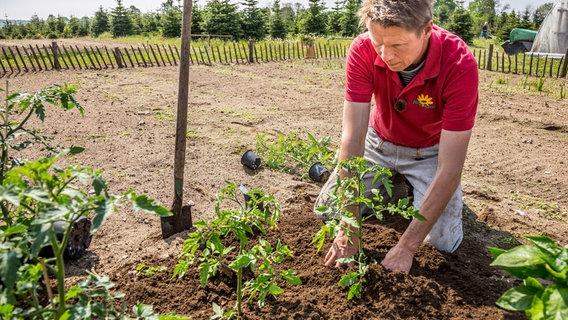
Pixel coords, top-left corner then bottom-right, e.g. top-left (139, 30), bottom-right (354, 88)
top-left (358, 0), bottom-right (434, 35)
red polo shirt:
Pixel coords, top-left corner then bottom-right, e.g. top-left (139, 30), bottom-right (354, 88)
top-left (345, 25), bottom-right (478, 148)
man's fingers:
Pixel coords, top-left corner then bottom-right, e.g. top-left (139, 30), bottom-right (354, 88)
top-left (324, 248), bottom-right (335, 266)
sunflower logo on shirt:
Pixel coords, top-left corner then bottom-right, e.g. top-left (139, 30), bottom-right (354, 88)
top-left (413, 94), bottom-right (436, 109)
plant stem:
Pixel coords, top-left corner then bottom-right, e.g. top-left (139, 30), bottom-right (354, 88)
top-left (51, 236), bottom-right (67, 319)
top-left (236, 242), bottom-right (244, 317)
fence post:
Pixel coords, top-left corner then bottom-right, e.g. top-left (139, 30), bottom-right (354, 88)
top-left (51, 41), bottom-right (61, 70)
top-left (487, 44), bottom-right (493, 71)
top-left (306, 41), bottom-right (315, 59)
top-left (560, 47), bottom-right (568, 78)
top-left (114, 47), bottom-right (124, 68)
top-left (248, 39), bottom-right (255, 63)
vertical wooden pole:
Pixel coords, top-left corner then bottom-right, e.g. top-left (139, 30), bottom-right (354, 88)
top-left (248, 40), bottom-right (254, 63)
top-left (51, 42), bottom-right (60, 71)
top-left (114, 48), bottom-right (124, 68)
top-left (165, 0), bottom-right (194, 238)
top-left (560, 47), bottom-right (568, 78)
top-left (487, 44), bottom-right (493, 71)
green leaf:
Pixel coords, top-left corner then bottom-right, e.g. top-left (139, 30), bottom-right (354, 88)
top-left (129, 193), bottom-right (171, 217)
top-left (0, 250), bottom-right (21, 301)
top-left (338, 272), bottom-right (359, 287)
top-left (491, 245), bottom-right (546, 268)
top-left (526, 236), bottom-right (562, 257)
top-left (0, 185), bottom-right (20, 206)
top-left (496, 285), bottom-right (542, 311)
top-left (3, 224), bottom-right (27, 237)
top-left (268, 283), bottom-right (284, 296)
top-left (281, 270), bottom-right (302, 285)
top-left (92, 198), bottom-right (115, 233)
top-left (69, 146), bottom-right (85, 155)
top-left (199, 262), bottom-right (212, 288)
top-left (229, 255), bottom-right (252, 270)
top-left (542, 286), bottom-right (568, 320)
top-left (34, 104), bottom-right (45, 121)
top-left (65, 286), bottom-right (83, 301)
top-left (488, 246), bottom-right (507, 260)
top-left (347, 282), bottom-right (362, 300)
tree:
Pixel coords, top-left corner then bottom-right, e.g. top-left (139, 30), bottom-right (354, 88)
top-left (269, 0), bottom-right (288, 39)
top-left (532, 2), bottom-right (554, 29)
top-left (340, 0), bottom-right (361, 37)
top-left (468, 0), bottom-right (500, 29)
top-left (27, 14), bottom-right (44, 38)
top-left (433, 0), bottom-right (457, 28)
top-left (240, 0), bottom-right (267, 40)
top-left (91, 6), bottom-right (110, 37)
top-left (327, 0), bottom-right (344, 35)
top-left (110, 0), bottom-right (133, 37)
top-left (202, 0), bottom-right (243, 39)
top-left (161, 0), bottom-right (182, 38)
top-left (191, 0), bottom-right (204, 34)
top-left (447, 6), bottom-right (474, 44)
top-left (298, 0), bottom-right (327, 36)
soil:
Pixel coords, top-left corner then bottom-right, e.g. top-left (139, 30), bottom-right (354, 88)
top-left (3, 51), bottom-right (567, 319)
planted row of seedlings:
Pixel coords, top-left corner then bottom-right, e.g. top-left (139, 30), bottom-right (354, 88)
top-left (2, 86), bottom-right (565, 318)
top-left (0, 85), bottom-right (179, 319)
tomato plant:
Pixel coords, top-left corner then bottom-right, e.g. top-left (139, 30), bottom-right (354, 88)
top-left (174, 181), bottom-right (301, 318)
top-left (255, 131), bottom-right (336, 180)
top-left (312, 157), bottom-right (423, 300)
top-left (0, 85), bottom-right (177, 319)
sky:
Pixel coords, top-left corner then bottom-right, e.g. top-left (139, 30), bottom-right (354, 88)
top-left (0, 0), bottom-right (557, 20)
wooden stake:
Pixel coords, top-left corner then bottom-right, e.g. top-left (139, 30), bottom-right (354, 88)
top-left (163, 0), bottom-right (194, 239)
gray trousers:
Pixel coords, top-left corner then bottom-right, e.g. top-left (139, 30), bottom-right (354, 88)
top-left (314, 127), bottom-right (463, 253)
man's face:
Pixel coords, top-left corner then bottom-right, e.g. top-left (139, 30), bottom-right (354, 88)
top-left (367, 21), bottom-right (432, 72)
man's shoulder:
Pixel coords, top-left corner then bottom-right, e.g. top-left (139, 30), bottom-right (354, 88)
top-left (432, 26), bottom-right (477, 71)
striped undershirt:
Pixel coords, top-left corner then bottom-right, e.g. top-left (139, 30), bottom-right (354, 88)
top-left (398, 59), bottom-right (426, 87)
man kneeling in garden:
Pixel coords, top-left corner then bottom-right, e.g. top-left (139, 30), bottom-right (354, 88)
top-left (314, 0), bottom-right (479, 273)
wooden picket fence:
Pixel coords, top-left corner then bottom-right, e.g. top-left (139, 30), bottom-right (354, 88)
top-left (0, 41), bottom-right (181, 76)
top-left (3, 40), bottom-right (565, 79)
top-left (0, 40), bottom-right (349, 77)
top-left (472, 44), bottom-right (568, 78)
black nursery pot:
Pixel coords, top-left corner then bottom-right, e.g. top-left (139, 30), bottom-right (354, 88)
top-left (241, 150), bottom-right (261, 170)
top-left (309, 162), bottom-right (330, 182)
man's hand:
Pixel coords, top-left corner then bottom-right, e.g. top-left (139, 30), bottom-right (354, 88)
top-left (380, 244), bottom-right (414, 273)
top-left (324, 228), bottom-right (359, 268)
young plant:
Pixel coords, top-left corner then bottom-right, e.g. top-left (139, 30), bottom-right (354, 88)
top-left (0, 85), bottom-right (173, 319)
top-left (174, 181), bottom-right (301, 319)
top-left (255, 131), bottom-right (336, 180)
top-left (312, 157), bottom-right (424, 300)
top-left (488, 235), bottom-right (568, 319)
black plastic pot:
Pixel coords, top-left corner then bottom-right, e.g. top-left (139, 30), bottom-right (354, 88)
top-left (308, 162), bottom-right (330, 182)
top-left (240, 184), bottom-right (265, 211)
top-left (241, 150), bottom-right (261, 170)
top-left (40, 217), bottom-right (92, 260)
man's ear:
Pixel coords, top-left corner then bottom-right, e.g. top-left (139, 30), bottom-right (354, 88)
top-left (423, 21), bottom-right (434, 38)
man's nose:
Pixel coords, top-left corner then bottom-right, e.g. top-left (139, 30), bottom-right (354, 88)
top-left (380, 47), bottom-right (394, 62)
